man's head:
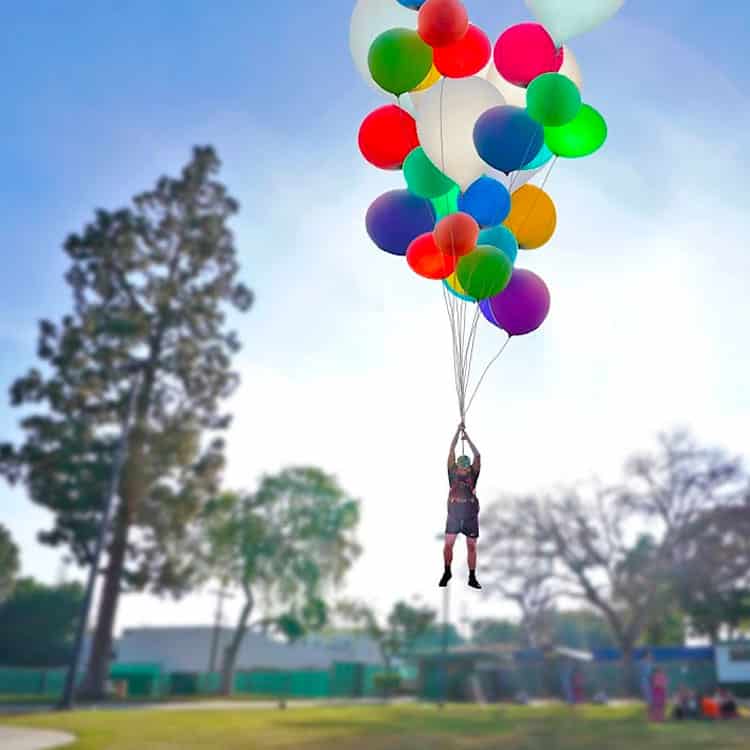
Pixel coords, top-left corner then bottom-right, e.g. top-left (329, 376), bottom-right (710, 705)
top-left (456, 455), bottom-right (471, 471)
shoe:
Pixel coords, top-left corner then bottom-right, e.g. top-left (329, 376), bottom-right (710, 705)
top-left (468, 573), bottom-right (481, 589)
top-left (439, 568), bottom-right (452, 587)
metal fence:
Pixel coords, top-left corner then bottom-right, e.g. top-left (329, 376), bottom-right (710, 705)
top-left (0, 661), bottom-right (387, 700)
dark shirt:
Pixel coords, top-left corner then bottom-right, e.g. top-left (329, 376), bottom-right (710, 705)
top-left (447, 460), bottom-right (480, 505)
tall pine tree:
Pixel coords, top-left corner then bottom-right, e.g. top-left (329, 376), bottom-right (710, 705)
top-left (0, 146), bottom-right (252, 697)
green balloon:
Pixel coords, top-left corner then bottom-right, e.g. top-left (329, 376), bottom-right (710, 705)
top-left (526, 73), bottom-right (581, 127)
top-left (431, 185), bottom-right (460, 219)
top-left (456, 246), bottom-right (513, 301)
top-left (544, 104), bottom-right (608, 158)
top-left (403, 147), bottom-right (456, 199)
top-left (368, 29), bottom-right (433, 97)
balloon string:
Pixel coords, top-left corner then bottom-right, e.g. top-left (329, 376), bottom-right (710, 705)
top-left (465, 334), bottom-right (512, 416)
top-left (513, 155), bottom-right (559, 240)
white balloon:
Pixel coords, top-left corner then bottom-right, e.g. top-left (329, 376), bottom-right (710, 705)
top-left (350, 0), bottom-right (417, 95)
top-left (489, 165), bottom-right (546, 193)
top-left (525, 0), bottom-right (624, 45)
top-left (485, 46), bottom-right (584, 108)
top-left (416, 77), bottom-right (506, 191)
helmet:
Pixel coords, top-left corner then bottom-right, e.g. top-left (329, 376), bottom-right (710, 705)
top-left (456, 455), bottom-right (471, 469)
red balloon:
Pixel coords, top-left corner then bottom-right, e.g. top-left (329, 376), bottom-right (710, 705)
top-left (433, 212), bottom-right (479, 257)
top-left (417, 0), bottom-right (469, 49)
top-left (358, 105), bottom-right (419, 170)
top-left (407, 233), bottom-right (457, 280)
top-left (433, 24), bottom-right (491, 79)
top-left (493, 23), bottom-right (563, 88)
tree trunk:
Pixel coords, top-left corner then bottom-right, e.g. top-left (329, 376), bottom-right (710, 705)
top-left (220, 589), bottom-right (253, 696)
top-left (78, 506), bottom-right (130, 699)
top-left (620, 643), bottom-right (637, 699)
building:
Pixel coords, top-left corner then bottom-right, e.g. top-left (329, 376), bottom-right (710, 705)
top-left (114, 626), bottom-right (382, 673)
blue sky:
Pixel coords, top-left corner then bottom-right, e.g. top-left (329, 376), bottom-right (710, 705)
top-left (1, 1), bottom-right (749, 632)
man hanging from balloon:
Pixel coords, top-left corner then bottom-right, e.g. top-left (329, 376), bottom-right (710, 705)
top-left (351, 0), bottom-right (623, 587)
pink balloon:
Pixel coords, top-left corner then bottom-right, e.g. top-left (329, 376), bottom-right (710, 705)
top-left (493, 23), bottom-right (563, 87)
top-left (479, 269), bottom-right (550, 336)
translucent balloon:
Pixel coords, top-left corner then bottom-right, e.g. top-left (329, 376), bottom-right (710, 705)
top-left (350, 0), bottom-right (418, 94)
top-left (456, 245), bottom-right (513, 300)
top-left (366, 189), bottom-right (436, 255)
top-left (431, 185), bottom-right (460, 219)
top-left (480, 268), bottom-right (550, 335)
top-left (433, 24), bottom-right (491, 79)
top-left (457, 176), bottom-right (511, 228)
top-left (525, 0), bottom-right (625, 45)
top-left (403, 147), bottom-right (456, 198)
top-left (418, 0), bottom-right (469, 48)
top-left (407, 232), bottom-right (457, 279)
top-left (485, 45), bottom-right (584, 108)
top-left (494, 23), bottom-right (562, 87)
top-left (358, 105), bottom-right (419, 170)
top-left (416, 76), bottom-right (506, 191)
top-left (474, 105), bottom-right (544, 174)
top-left (434, 212), bottom-right (479, 257)
top-left (526, 73), bottom-right (581, 127)
top-left (503, 184), bottom-right (557, 249)
top-left (444, 272), bottom-right (475, 301)
top-left (478, 225), bottom-right (518, 264)
top-left (368, 29), bottom-right (434, 96)
top-left (413, 64), bottom-right (441, 92)
top-left (544, 103), bottom-right (607, 158)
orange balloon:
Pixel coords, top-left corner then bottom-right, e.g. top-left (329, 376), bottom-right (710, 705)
top-left (503, 184), bottom-right (557, 249)
top-left (433, 212), bottom-right (479, 257)
top-left (407, 233), bottom-right (457, 280)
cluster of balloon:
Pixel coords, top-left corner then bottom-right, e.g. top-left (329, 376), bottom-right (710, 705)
top-left (352, 0), bottom-right (622, 409)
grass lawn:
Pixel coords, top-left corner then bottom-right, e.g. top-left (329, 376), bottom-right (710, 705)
top-left (2, 703), bottom-right (749, 750)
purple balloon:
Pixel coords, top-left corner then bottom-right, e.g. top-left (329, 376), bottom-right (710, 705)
top-left (366, 189), bottom-right (436, 256)
top-left (473, 106), bottom-right (544, 175)
top-left (479, 269), bottom-right (550, 336)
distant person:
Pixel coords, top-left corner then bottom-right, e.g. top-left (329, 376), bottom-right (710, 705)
top-left (592, 689), bottom-right (609, 705)
top-left (440, 422), bottom-right (481, 589)
top-left (561, 659), bottom-right (574, 704)
top-left (701, 690), bottom-right (721, 720)
top-left (572, 666), bottom-right (586, 705)
top-left (672, 685), bottom-right (699, 720)
top-left (718, 687), bottom-right (739, 719)
top-left (649, 668), bottom-right (668, 722)
top-left (639, 651), bottom-right (654, 707)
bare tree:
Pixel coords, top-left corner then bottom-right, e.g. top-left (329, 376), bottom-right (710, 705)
top-left (482, 430), bottom-right (749, 692)
top-left (624, 429), bottom-right (750, 641)
top-left (482, 498), bottom-right (556, 647)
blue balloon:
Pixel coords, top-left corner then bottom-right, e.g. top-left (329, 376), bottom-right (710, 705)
top-left (473, 106), bottom-right (544, 175)
top-left (522, 143), bottom-right (554, 171)
top-left (457, 176), bottom-right (511, 229)
top-left (478, 226), bottom-right (518, 265)
top-left (396, 0), bottom-right (426, 7)
top-left (366, 190), bottom-right (436, 256)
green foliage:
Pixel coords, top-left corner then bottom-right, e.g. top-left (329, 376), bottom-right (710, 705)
top-left (203, 467), bottom-right (361, 690)
top-left (0, 525), bottom-right (19, 603)
top-left (550, 610), bottom-right (618, 650)
top-left (372, 671), bottom-right (401, 695)
top-left (0, 145), bottom-right (252, 597)
top-left (0, 577), bottom-right (84, 666)
top-left (472, 618), bottom-right (521, 646)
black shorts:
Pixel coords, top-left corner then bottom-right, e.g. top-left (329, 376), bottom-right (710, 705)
top-left (445, 503), bottom-right (479, 538)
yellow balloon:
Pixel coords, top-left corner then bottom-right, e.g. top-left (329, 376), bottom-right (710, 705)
top-left (503, 184), bottom-right (557, 250)
top-left (413, 64), bottom-right (441, 92)
top-left (444, 271), bottom-right (475, 301)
